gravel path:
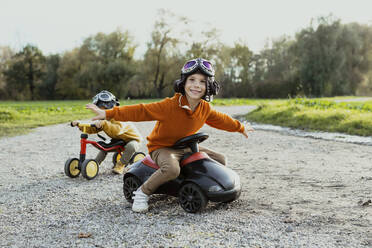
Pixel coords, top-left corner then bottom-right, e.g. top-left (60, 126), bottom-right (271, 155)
top-left (0, 105), bottom-right (371, 248)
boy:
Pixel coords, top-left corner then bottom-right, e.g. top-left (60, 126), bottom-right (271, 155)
top-left (86, 59), bottom-right (253, 212)
top-left (72, 90), bottom-right (142, 174)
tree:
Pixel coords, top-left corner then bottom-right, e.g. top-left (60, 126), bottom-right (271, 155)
top-left (334, 22), bottom-right (372, 95)
top-left (39, 54), bottom-right (60, 99)
top-left (0, 46), bottom-right (14, 99)
top-left (355, 28), bottom-right (372, 96)
top-left (77, 29), bottom-right (137, 98)
top-left (185, 28), bottom-right (222, 60)
top-left (292, 16), bottom-right (371, 97)
top-left (4, 44), bottom-right (45, 100)
top-left (220, 42), bottom-right (255, 97)
top-left (255, 36), bottom-right (298, 98)
top-left (142, 9), bottom-right (188, 97)
top-left (55, 49), bottom-right (84, 99)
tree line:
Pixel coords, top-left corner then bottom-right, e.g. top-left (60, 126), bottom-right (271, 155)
top-left (1, 12), bottom-right (371, 101)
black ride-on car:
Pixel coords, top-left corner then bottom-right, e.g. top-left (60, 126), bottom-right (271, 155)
top-left (123, 132), bottom-right (242, 213)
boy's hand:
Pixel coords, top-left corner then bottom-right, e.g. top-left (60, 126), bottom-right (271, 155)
top-left (242, 122), bottom-right (254, 138)
top-left (86, 103), bottom-right (106, 120)
top-left (93, 120), bottom-right (103, 129)
top-left (71, 121), bottom-right (79, 127)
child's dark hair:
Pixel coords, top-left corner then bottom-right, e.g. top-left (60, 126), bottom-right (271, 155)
top-left (173, 68), bottom-right (220, 102)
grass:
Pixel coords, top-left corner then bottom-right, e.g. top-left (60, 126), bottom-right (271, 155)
top-left (211, 98), bottom-right (273, 106)
top-left (246, 98), bottom-right (372, 136)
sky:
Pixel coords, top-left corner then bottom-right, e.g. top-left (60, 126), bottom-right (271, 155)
top-left (1, 0), bottom-right (372, 57)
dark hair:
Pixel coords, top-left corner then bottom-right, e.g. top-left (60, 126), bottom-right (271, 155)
top-left (173, 68), bottom-right (220, 102)
top-left (95, 99), bottom-right (119, 109)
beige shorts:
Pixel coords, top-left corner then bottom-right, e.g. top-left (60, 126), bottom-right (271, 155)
top-left (141, 146), bottom-right (225, 195)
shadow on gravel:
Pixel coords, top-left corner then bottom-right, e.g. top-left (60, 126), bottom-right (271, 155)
top-left (145, 194), bottom-right (247, 215)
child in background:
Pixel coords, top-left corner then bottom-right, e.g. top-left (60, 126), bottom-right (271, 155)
top-left (72, 90), bottom-right (142, 174)
top-left (86, 58), bottom-right (254, 212)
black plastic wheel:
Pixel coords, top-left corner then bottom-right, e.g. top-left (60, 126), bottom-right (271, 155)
top-left (81, 159), bottom-right (99, 180)
top-left (123, 176), bottom-right (142, 203)
top-left (129, 152), bottom-right (146, 164)
top-left (64, 158), bottom-right (80, 178)
top-left (178, 183), bottom-right (208, 213)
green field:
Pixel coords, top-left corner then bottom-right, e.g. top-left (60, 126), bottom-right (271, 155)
top-left (246, 98), bottom-right (372, 136)
top-left (1, 97), bottom-right (371, 138)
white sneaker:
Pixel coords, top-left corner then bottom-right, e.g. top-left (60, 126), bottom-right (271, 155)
top-left (132, 187), bottom-right (149, 213)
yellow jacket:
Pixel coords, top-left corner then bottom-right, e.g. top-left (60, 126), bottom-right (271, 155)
top-left (80, 119), bottom-right (142, 143)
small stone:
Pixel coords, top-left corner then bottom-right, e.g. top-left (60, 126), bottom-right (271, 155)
top-left (285, 225), bottom-right (294, 232)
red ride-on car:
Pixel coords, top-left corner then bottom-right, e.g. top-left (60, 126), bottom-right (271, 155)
top-left (64, 122), bottom-right (145, 180)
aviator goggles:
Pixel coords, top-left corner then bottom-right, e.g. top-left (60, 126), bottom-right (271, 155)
top-left (181, 58), bottom-right (215, 77)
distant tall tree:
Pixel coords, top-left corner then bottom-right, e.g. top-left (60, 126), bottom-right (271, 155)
top-left (55, 49), bottom-right (86, 99)
top-left (356, 33), bottom-right (372, 96)
top-left (0, 46), bottom-right (15, 99)
top-left (77, 28), bottom-right (137, 98)
top-left (292, 16), bottom-right (371, 96)
top-left (185, 28), bottom-right (222, 61)
top-left (229, 42), bottom-right (254, 97)
top-left (143, 9), bottom-right (188, 97)
top-left (255, 36), bottom-right (298, 98)
top-left (214, 42), bottom-right (254, 97)
top-left (4, 44), bottom-right (45, 100)
top-left (39, 54), bottom-right (60, 99)
top-left (334, 22), bottom-right (372, 95)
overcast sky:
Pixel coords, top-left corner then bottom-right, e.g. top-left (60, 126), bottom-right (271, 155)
top-left (1, 0), bottom-right (371, 56)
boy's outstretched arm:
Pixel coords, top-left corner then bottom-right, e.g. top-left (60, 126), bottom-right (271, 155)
top-left (86, 103), bottom-right (106, 120)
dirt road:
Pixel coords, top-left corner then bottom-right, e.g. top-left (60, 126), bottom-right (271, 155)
top-left (0, 105), bottom-right (371, 247)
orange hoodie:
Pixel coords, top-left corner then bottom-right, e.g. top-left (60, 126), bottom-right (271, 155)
top-left (106, 93), bottom-right (245, 153)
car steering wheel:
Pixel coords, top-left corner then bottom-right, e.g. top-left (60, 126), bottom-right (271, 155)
top-left (173, 132), bottom-right (209, 152)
